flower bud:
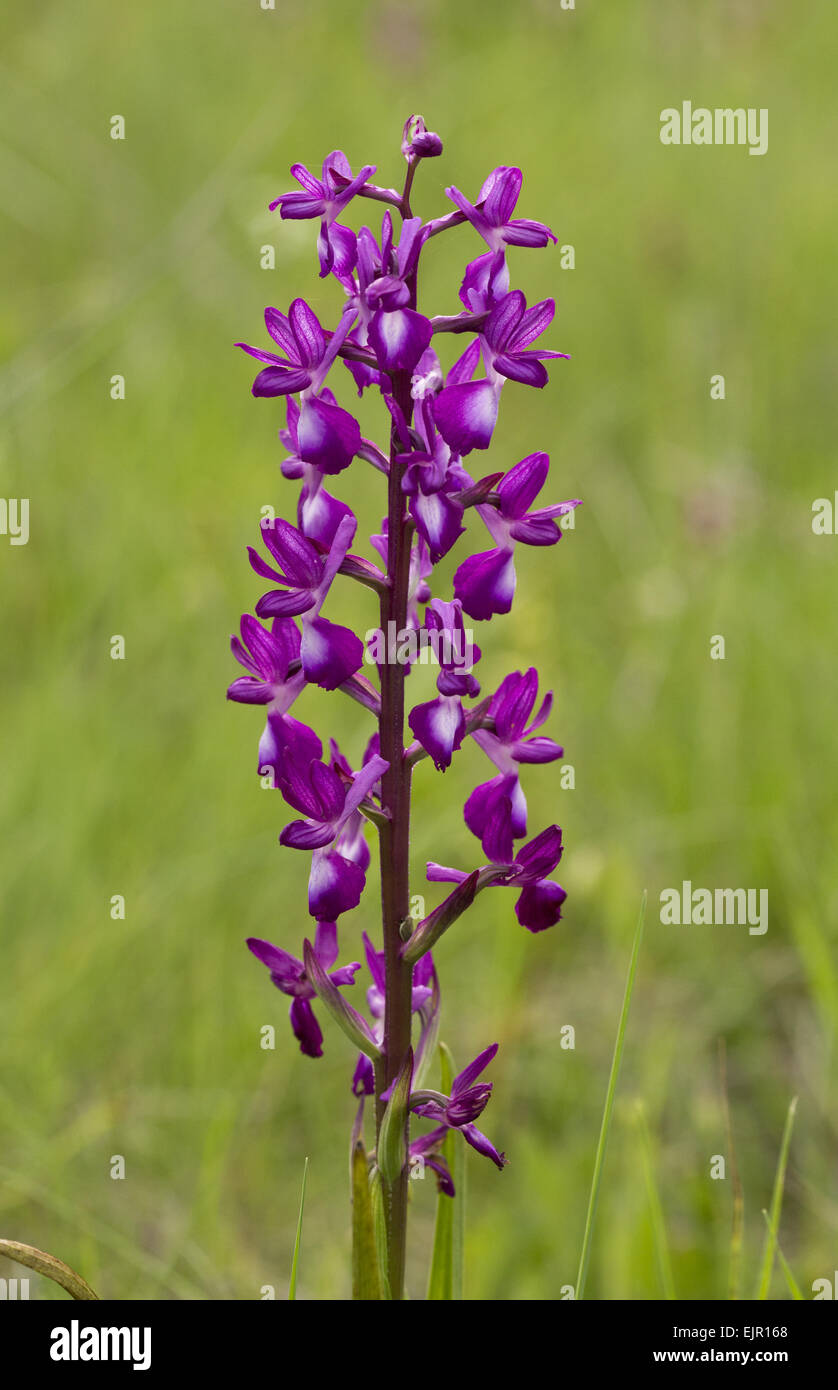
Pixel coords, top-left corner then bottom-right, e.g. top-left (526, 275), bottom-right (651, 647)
top-left (402, 114), bottom-right (443, 161)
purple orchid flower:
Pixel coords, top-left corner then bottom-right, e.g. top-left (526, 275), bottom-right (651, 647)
top-left (401, 382), bottom-right (471, 563)
top-left (459, 248), bottom-right (510, 313)
top-left (464, 666), bottom-right (561, 846)
top-left (227, 613), bottom-right (305, 711)
top-left (237, 299), bottom-right (361, 474)
top-left (258, 709), bottom-right (323, 792)
top-left (433, 291), bottom-right (570, 456)
top-left (446, 165), bottom-right (556, 252)
top-left (413, 1043), bottom-right (498, 1126)
top-left (453, 452), bottom-right (580, 620)
top-left (408, 599), bottom-right (481, 771)
top-left (401, 113), bottom-right (443, 161)
top-left (226, 613), bottom-right (318, 773)
top-left (246, 921), bottom-right (361, 1058)
top-left (270, 150), bottom-right (375, 278)
top-left (407, 1044), bottom-right (507, 1191)
top-left (249, 513), bottom-right (364, 690)
top-left (428, 798), bottom-right (566, 934)
top-left (231, 120), bottom-right (577, 1294)
top-left (279, 394), bottom-right (355, 548)
top-left (276, 736), bottom-right (388, 921)
top-left (344, 213), bottom-right (432, 376)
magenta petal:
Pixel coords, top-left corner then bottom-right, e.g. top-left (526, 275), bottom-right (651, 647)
top-left (274, 191), bottom-right (325, 219)
top-left (298, 396), bottom-right (361, 475)
top-left (507, 297), bottom-right (555, 351)
top-left (508, 518), bottom-right (561, 545)
top-left (264, 307), bottom-right (299, 360)
top-left (327, 222), bottom-right (358, 278)
top-left (502, 218), bottom-right (556, 247)
top-left (246, 936), bottom-right (302, 985)
top-left (410, 489), bottom-right (465, 563)
top-left (497, 453), bottom-right (549, 518)
top-left (480, 166), bottom-right (522, 224)
top-left (298, 485), bottom-right (354, 549)
top-left (515, 880), bottom-right (566, 932)
top-left (289, 298), bottom-right (326, 368)
top-left (289, 163), bottom-right (324, 196)
top-left (263, 518), bottom-right (322, 585)
top-left (426, 861), bottom-right (469, 885)
top-left (459, 250), bottom-right (509, 312)
top-left (352, 1053), bottom-right (375, 1096)
top-left (484, 290), bottom-right (525, 350)
top-left (452, 1043), bottom-right (499, 1094)
top-left (433, 380), bottom-right (499, 455)
top-left (255, 587), bottom-right (316, 619)
top-left (308, 849), bottom-right (366, 920)
top-left (464, 773), bottom-right (526, 852)
top-left (453, 547), bottom-right (516, 620)
top-left (446, 337), bottom-right (481, 387)
top-left (512, 735), bottom-right (564, 764)
top-left (493, 353), bottom-right (549, 388)
top-left (289, 997), bottom-right (324, 1058)
top-left (408, 695), bottom-right (465, 771)
top-left (368, 308), bottom-right (433, 373)
top-left (460, 1122), bottom-right (507, 1169)
top-left (226, 676), bottom-right (273, 704)
top-left (301, 615), bottom-right (364, 690)
top-left (515, 824), bottom-right (563, 880)
top-left (280, 818), bottom-right (337, 851)
top-left (252, 365), bottom-right (312, 397)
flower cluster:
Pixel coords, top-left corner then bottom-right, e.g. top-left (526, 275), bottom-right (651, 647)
top-left (228, 118), bottom-right (577, 1246)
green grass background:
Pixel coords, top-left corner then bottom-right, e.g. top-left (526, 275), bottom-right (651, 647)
top-left (1, 0), bottom-right (836, 1300)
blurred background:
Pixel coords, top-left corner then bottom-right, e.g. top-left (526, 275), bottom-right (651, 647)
top-left (1, 0), bottom-right (836, 1300)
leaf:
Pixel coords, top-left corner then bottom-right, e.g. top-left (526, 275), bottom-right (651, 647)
top-left (351, 1141), bottom-right (382, 1300)
top-left (288, 1156), bottom-right (309, 1300)
top-left (426, 1042), bottom-right (465, 1300)
top-left (0, 1239), bottom-right (99, 1300)
top-left (756, 1096), bottom-right (798, 1299)
top-left (575, 890), bottom-right (646, 1301)
top-left (377, 1049), bottom-right (413, 1184)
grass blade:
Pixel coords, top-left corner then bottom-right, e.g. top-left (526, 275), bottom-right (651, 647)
top-left (427, 1042), bottom-right (465, 1300)
top-left (634, 1102), bottom-right (676, 1299)
top-left (756, 1097), bottom-right (798, 1299)
top-left (575, 890), bottom-right (646, 1300)
top-left (288, 1156), bottom-right (309, 1301)
top-left (0, 1238), bottom-right (99, 1300)
top-left (351, 1141), bottom-right (382, 1300)
top-left (718, 1039), bottom-right (745, 1300)
top-left (761, 1210), bottom-right (803, 1300)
